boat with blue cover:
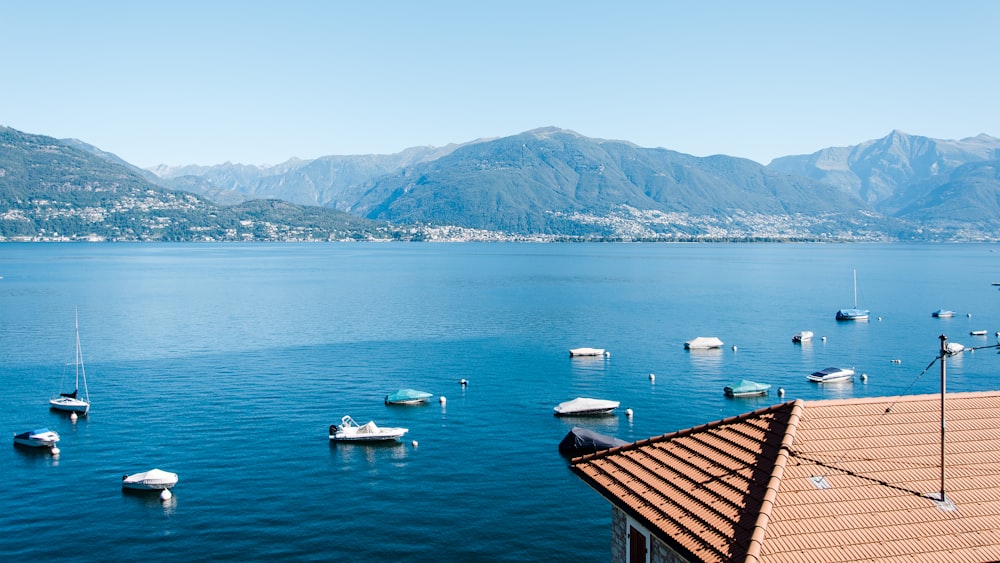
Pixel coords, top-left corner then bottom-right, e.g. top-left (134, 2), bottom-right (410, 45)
top-left (724, 379), bottom-right (771, 397)
top-left (384, 389), bottom-right (433, 405)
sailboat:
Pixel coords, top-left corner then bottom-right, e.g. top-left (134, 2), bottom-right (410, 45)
top-left (836, 270), bottom-right (870, 321)
top-left (49, 310), bottom-right (91, 414)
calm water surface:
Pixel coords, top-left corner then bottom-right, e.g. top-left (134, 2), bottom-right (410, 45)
top-left (1, 243), bottom-right (999, 561)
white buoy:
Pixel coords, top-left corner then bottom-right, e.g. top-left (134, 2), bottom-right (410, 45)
top-left (877, 316), bottom-right (882, 321)
top-left (439, 396), bottom-right (446, 406)
top-left (821, 336), bottom-right (827, 341)
top-left (732, 345), bottom-right (738, 351)
top-left (459, 379), bottom-right (467, 386)
top-left (160, 489), bottom-right (172, 501)
top-left (648, 373), bottom-right (655, 382)
top-left (778, 388), bottom-right (785, 397)
top-left (891, 359), bottom-right (901, 364)
top-left (967, 313), bottom-right (972, 317)
top-left (604, 351), bottom-right (610, 358)
top-left (70, 412), bottom-right (78, 422)
top-left (625, 408), bottom-right (633, 417)
top-left (411, 440), bottom-right (418, 447)
top-left (861, 373), bottom-right (868, 382)
top-left (50, 446), bottom-right (60, 456)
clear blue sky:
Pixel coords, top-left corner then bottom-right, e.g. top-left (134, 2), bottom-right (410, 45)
top-left (3, 1), bottom-right (997, 167)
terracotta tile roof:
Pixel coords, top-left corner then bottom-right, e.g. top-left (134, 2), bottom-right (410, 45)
top-left (570, 391), bottom-right (1000, 563)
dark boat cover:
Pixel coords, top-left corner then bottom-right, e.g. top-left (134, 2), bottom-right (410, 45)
top-left (558, 427), bottom-right (629, 457)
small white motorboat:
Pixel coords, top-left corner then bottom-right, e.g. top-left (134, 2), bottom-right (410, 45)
top-left (970, 330), bottom-right (988, 336)
top-left (329, 415), bottom-right (408, 442)
top-left (569, 347), bottom-right (608, 357)
top-left (122, 468), bottom-right (179, 490)
top-left (553, 397), bottom-right (620, 416)
top-left (13, 428), bottom-right (60, 448)
top-left (807, 367), bottom-right (855, 383)
top-left (684, 336), bottom-right (723, 350)
top-left (792, 331), bottom-right (813, 343)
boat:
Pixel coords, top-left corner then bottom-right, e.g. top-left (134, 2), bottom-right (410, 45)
top-left (384, 389), bottom-right (433, 405)
top-left (807, 366), bottom-right (855, 383)
top-left (684, 336), bottom-right (724, 350)
top-left (970, 330), bottom-right (988, 336)
top-left (553, 397), bottom-right (620, 416)
top-left (932, 309), bottom-right (956, 318)
top-left (569, 347), bottom-right (608, 357)
top-left (792, 331), bottom-right (813, 343)
top-left (945, 342), bottom-right (965, 355)
top-left (13, 428), bottom-right (60, 448)
top-left (121, 468), bottom-right (179, 490)
top-left (724, 379), bottom-right (771, 397)
top-left (836, 270), bottom-right (870, 321)
top-left (329, 415), bottom-right (408, 442)
top-left (49, 310), bottom-right (91, 415)
top-left (558, 427), bottom-right (628, 457)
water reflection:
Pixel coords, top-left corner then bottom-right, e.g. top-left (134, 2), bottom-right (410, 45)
top-left (330, 440), bottom-right (410, 465)
top-left (687, 348), bottom-right (724, 372)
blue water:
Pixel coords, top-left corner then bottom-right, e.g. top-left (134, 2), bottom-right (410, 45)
top-left (1, 243), bottom-right (999, 561)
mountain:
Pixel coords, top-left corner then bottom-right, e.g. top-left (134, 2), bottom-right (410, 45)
top-left (767, 130), bottom-right (1000, 211)
top-left (347, 127), bottom-right (877, 236)
top-left (150, 143), bottom-right (471, 207)
top-left (0, 127), bottom-right (388, 241)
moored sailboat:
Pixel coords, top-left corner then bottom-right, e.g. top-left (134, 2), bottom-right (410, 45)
top-left (49, 310), bottom-right (91, 415)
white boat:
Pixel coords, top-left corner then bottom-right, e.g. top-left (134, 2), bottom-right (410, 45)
top-left (970, 330), bottom-right (988, 336)
top-left (13, 428), bottom-right (60, 448)
top-left (684, 336), bottom-right (723, 350)
top-left (553, 397), bottom-right (620, 416)
top-left (807, 366), bottom-right (855, 383)
top-left (836, 270), bottom-right (870, 321)
top-left (49, 310), bottom-right (91, 415)
top-left (329, 415), bottom-right (408, 442)
top-left (932, 309), bottom-right (956, 318)
top-left (945, 342), bottom-right (965, 355)
top-left (122, 468), bottom-right (179, 490)
top-left (569, 347), bottom-right (608, 357)
top-left (792, 331), bottom-right (813, 343)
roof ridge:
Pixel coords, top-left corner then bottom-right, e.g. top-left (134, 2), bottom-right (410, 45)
top-left (626, 400), bottom-right (801, 451)
top-left (744, 398), bottom-right (804, 563)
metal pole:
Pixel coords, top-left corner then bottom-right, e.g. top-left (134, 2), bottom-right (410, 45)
top-left (939, 334), bottom-right (947, 502)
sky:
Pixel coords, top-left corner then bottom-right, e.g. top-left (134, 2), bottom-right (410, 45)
top-left (2, 1), bottom-right (997, 168)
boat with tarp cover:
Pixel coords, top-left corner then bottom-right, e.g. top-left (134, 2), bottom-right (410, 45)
top-left (558, 427), bottom-right (628, 457)
top-left (553, 397), bottom-right (620, 416)
top-left (384, 389), bottom-right (433, 405)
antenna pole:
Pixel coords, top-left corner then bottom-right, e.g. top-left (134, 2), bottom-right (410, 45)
top-left (938, 334), bottom-right (947, 502)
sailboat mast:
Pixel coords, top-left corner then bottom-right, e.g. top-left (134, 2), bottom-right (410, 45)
top-left (853, 269), bottom-right (858, 308)
top-left (75, 309), bottom-right (89, 402)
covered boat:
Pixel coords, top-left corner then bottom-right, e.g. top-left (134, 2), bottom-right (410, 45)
top-left (384, 389), bottom-right (433, 405)
top-left (13, 428), bottom-right (60, 448)
top-left (553, 397), bottom-right (620, 416)
top-left (724, 379), bottom-right (771, 397)
top-left (329, 415), bottom-right (408, 442)
top-left (945, 342), bottom-right (965, 355)
top-left (792, 331), bottom-right (813, 343)
top-left (569, 347), bottom-right (608, 357)
top-left (558, 427), bottom-right (628, 457)
top-left (684, 336), bottom-right (723, 350)
top-left (807, 367), bottom-right (855, 383)
top-left (932, 309), bottom-right (956, 318)
top-left (122, 468), bottom-right (179, 490)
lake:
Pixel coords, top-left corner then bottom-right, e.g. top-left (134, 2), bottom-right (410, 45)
top-left (1, 242), bottom-right (998, 561)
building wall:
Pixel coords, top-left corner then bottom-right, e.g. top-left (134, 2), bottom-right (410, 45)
top-left (612, 507), bottom-right (691, 563)
top-left (612, 506), bottom-right (627, 562)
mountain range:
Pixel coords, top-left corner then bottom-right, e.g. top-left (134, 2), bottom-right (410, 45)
top-left (3, 125), bottom-right (999, 241)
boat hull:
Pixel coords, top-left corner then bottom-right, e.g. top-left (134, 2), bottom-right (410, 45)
top-left (49, 396), bottom-right (90, 413)
top-left (569, 348), bottom-right (606, 357)
top-left (836, 309), bottom-right (869, 321)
